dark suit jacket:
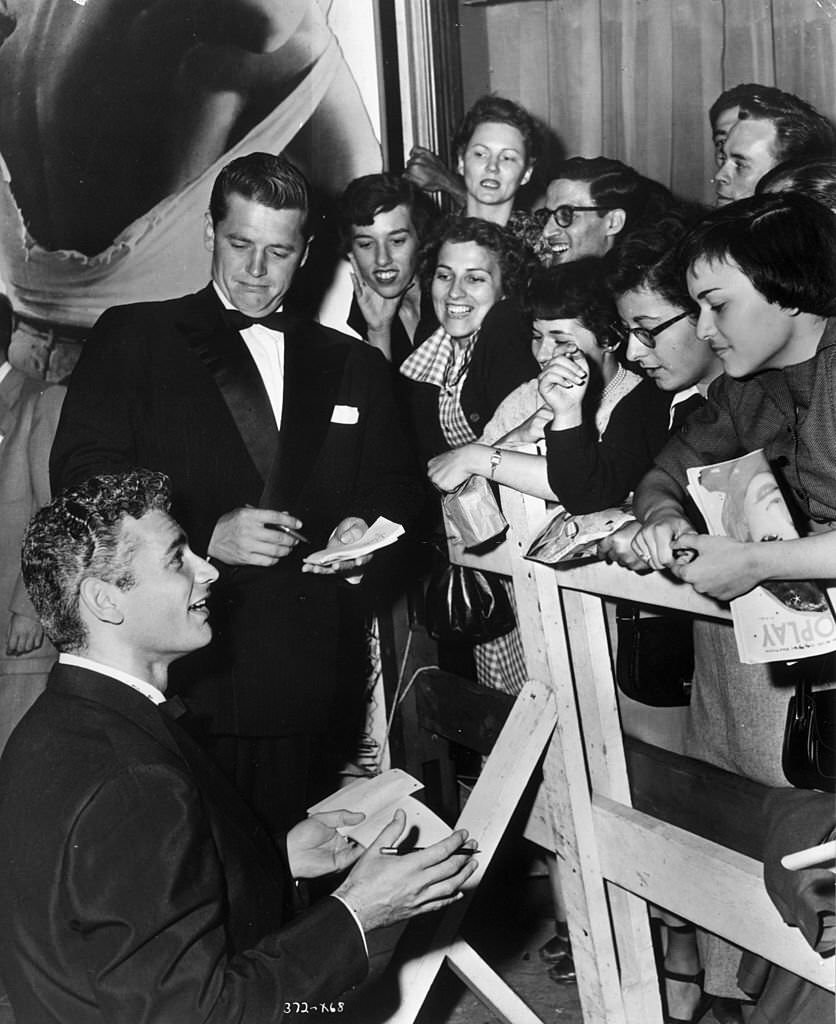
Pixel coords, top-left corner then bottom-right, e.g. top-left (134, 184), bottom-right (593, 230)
top-left (0, 664), bottom-right (367, 1023)
top-left (50, 286), bottom-right (423, 736)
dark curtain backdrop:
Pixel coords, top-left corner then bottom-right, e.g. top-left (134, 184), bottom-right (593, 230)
top-left (458, 0), bottom-right (836, 205)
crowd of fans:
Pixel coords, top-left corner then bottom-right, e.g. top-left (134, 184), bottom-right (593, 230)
top-left (0, 78), bottom-right (834, 1023)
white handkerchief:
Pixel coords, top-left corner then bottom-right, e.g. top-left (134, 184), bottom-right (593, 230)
top-left (331, 404), bottom-right (359, 425)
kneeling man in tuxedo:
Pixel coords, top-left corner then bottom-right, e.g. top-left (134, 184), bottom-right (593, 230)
top-left (0, 469), bottom-right (476, 1022)
top-left (50, 152), bottom-right (425, 836)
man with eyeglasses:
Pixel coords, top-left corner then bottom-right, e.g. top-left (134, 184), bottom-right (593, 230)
top-left (538, 156), bottom-right (674, 266)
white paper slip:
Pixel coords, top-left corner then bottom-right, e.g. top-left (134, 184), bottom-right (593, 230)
top-left (303, 516), bottom-right (404, 566)
top-left (307, 768), bottom-right (450, 849)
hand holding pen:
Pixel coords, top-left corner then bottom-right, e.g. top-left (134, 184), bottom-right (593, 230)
top-left (207, 505), bottom-right (309, 568)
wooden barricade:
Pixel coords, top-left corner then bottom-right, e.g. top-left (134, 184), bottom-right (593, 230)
top-left (386, 485), bottom-right (834, 1023)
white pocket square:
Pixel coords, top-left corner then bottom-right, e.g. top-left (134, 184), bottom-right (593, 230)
top-left (331, 404), bottom-right (359, 425)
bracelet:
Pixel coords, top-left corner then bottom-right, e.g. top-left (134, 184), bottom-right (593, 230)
top-left (489, 448), bottom-right (503, 480)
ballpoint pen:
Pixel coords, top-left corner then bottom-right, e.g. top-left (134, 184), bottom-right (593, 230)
top-left (379, 846), bottom-right (481, 855)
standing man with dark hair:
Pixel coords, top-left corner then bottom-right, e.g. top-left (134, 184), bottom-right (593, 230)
top-left (51, 153), bottom-right (424, 838)
top-left (0, 469), bottom-right (477, 1022)
top-left (713, 87), bottom-right (835, 206)
top-left (537, 157), bottom-right (675, 266)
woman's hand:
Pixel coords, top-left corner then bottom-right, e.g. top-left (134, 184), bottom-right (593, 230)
top-left (496, 406), bottom-right (553, 447)
top-left (670, 534), bottom-right (763, 600)
top-left (427, 445), bottom-right (482, 492)
top-left (348, 253), bottom-right (401, 331)
top-left (404, 146), bottom-right (467, 206)
top-left (537, 345), bottom-right (588, 425)
top-left (630, 513), bottom-right (698, 571)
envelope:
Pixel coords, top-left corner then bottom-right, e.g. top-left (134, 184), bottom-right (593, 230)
top-left (331, 404), bottom-right (359, 425)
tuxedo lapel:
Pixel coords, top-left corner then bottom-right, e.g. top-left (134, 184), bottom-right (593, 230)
top-left (263, 325), bottom-right (349, 512)
top-left (176, 287), bottom-right (279, 484)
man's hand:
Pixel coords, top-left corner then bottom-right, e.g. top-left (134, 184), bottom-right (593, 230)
top-left (403, 146), bottom-right (467, 206)
top-left (631, 512), bottom-right (698, 571)
top-left (208, 507), bottom-right (303, 566)
top-left (427, 445), bottom-right (481, 492)
top-left (286, 810), bottom-right (366, 879)
top-left (302, 517), bottom-right (371, 576)
top-left (596, 521), bottom-right (648, 570)
top-left (6, 613), bottom-right (44, 656)
top-left (538, 346), bottom-right (588, 426)
top-left (333, 809), bottom-right (479, 932)
top-left (670, 534), bottom-right (762, 601)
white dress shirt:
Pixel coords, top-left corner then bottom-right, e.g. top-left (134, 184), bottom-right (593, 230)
top-left (213, 283), bottom-right (285, 429)
top-left (58, 652), bottom-right (166, 705)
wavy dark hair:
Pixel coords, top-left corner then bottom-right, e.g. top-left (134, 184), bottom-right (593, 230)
top-left (547, 157), bottom-right (676, 238)
top-left (736, 92), bottom-right (835, 165)
top-left (336, 173), bottom-right (438, 253)
top-left (452, 94), bottom-right (542, 166)
top-left (420, 217), bottom-right (530, 306)
top-left (528, 259), bottom-right (620, 349)
top-left (209, 152), bottom-right (313, 233)
top-left (604, 207), bottom-right (703, 313)
top-left (756, 157), bottom-right (836, 211)
top-left (22, 470), bottom-right (172, 653)
top-left (677, 192), bottom-right (836, 317)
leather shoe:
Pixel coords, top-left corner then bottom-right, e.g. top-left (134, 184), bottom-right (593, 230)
top-left (539, 931), bottom-right (571, 964)
top-left (547, 953), bottom-right (576, 984)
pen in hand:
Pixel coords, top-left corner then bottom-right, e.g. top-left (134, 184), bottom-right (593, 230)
top-left (379, 846), bottom-right (482, 856)
top-left (264, 522), bottom-right (310, 544)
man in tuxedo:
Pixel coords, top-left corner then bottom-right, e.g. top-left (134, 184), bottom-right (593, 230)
top-left (50, 153), bottom-right (424, 836)
top-left (0, 469), bottom-right (476, 1022)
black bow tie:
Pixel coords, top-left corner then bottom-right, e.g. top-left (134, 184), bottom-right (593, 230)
top-left (222, 308), bottom-right (291, 333)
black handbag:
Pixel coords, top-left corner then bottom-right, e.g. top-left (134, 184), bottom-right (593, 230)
top-left (782, 662), bottom-right (836, 792)
top-left (425, 563), bottom-right (516, 644)
top-left (614, 602), bottom-right (693, 707)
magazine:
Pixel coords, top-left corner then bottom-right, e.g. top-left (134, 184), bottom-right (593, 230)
top-left (686, 449), bottom-right (836, 664)
top-left (525, 503), bottom-right (635, 565)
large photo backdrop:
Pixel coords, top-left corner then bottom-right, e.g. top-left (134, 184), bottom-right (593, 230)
top-left (0, 0), bottom-right (383, 379)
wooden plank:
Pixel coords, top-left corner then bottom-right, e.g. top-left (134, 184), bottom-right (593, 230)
top-left (446, 939), bottom-right (543, 1024)
top-left (554, 560), bottom-right (730, 620)
top-left (558, 579), bottom-right (662, 1023)
top-left (593, 796), bottom-right (835, 992)
top-left (382, 678), bottom-right (556, 1024)
top-left (502, 487), bottom-right (636, 1024)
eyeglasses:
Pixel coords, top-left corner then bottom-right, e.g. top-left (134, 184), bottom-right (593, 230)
top-left (537, 204), bottom-right (614, 228)
top-left (616, 310), bottom-right (691, 349)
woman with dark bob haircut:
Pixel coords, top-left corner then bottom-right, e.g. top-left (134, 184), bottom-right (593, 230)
top-left (336, 172), bottom-right (439, 366)
top-left (628, 189), bottom-right (836, 1014)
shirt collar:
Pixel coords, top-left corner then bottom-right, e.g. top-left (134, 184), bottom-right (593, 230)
top-left (0, 360), bottom-right (11, 386)
top-left (58, 653), bottom-right (166, 705)
top-left (212, 282), bottom-right (284, 320)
